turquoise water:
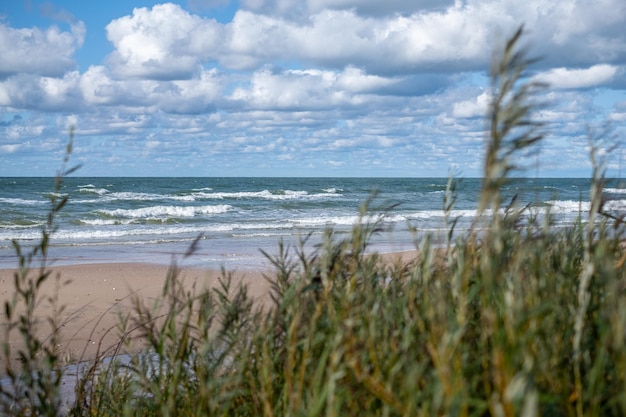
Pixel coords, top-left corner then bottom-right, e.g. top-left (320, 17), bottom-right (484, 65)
top-left (1, 177), bottom-right (624, 269)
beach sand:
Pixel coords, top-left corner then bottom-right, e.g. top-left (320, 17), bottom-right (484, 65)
top-left (0, 250), bottom-right (418, 369)
top-left (0, 263), bottom-right (272, 366)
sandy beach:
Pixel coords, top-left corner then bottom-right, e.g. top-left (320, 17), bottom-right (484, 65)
top-left (0, 262), bottom-right (272, 366)
top-left (0, 248), bottom-right (419, 371)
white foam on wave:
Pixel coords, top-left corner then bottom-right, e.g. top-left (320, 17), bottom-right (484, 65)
top-left (193, 189), bottom-right (341, 200)
top-left (288, 209), bottom-right (478, 229)
top-left (3, 225), bottom-right (208, 242)
top-left (401, 209), bottom-right (478, 221)
top-left (106, 192), bottom-right (167, 201)
top-left (78, 185), bottom-right (109, 195)
top-left (602, 200), bottom-right (626, 211)
top-left (73, 189), bottom-right (341, 204)
top-left (168, 195), bottom-right (196, 202)
top-left (74, 192), bottom-right (166, 204)
top-left (0, 229), bottom-right (41, 241)
top-left (546, 200), bottom-right (589, 213)
top-left (97, 204), bottom-right (232, 219)
top-left (0, 197), bottom-right (46, 205)
top-left (292, 215), bottom-right (360, 227)
top-left (78, 219), bottom-right (135, 226)
top-left (6, 222), bottom-right (290, 242)
top-left (75, 192), bottom-right (197, 204)
top-left (0, 222), bottom-right (44, 229)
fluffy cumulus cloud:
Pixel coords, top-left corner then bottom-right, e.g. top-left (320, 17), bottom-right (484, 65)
top-left (452, 90), bottom-right (490, 118)
top-left (0, 0), bottom-right (625, 176)
top-left (229, 66), bottom-right (398, 110)
top-left (80, 65), bottom-right (222, 112)
top-left (0, 71), bottom-right (83, 111)
top-left (99, 0), bottom-right (626, 76)
top-left (219, 7), bottom-right (493, 73)
top-left (534, 65), bottom-right (624, 89)
top-left (105, 3), bottom-right (223, 80)
top-left (0, 21), bottom-right (85, 77)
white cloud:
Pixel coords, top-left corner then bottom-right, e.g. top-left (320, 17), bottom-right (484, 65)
top-left (0, 21), bottom-right (85, 77)
top-left (229, 66), bottom-right (384, 109)
top-left (220, 7), bottom-right (493, 73)
top-left (220, 0), bottom-right (626, 74)
top-left (335, 67), bottom-right (397, 92)
top-left (4, 122), bottom-right (45, 141)
top-left (1, 0), bottom-right (625, 176)
top-left (452, 90), bottom-right (490, 118)
top-left (0, 144), bottom-right (21, 153)
top-left (61, 114), bottom-right (79, 131)
top-left (79, 66), bottom-right (123, 105)
top-left (0, 72), bottom-right (82, 111)
top-left (80, 65), bottom-right (222, 112)
top-left (100, 0), bottom-right (626, 80)
top-left (534, 65), bottom-right (622, 89)
top-left (609, 100), bottom-right (626, 122)
top-left (105, 3), bottom-right (223, 80)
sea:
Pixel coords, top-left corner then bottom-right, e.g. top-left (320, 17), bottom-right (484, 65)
top-left (1, 177), bottom-right (625, 270)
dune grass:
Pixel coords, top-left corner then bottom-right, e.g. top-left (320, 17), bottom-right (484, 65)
top-left (2, 26), bottom-right (626, 416)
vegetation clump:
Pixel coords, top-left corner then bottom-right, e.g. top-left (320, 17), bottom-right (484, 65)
top-left (2, 27), bottom-right (625, 416)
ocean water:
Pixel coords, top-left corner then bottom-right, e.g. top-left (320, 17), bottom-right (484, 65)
top-left (1, 177), bottom-right (624, 270)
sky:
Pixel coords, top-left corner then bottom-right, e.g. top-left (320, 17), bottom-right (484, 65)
top-left (0, 0), bottom-right (625, 177)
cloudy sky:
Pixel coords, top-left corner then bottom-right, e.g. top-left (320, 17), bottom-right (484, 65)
top-left (1, 0), bottom-right (625, 177)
